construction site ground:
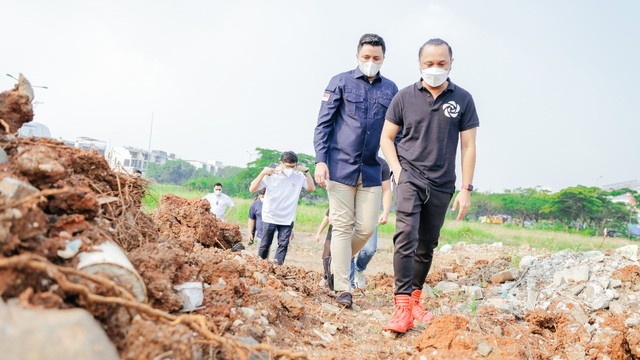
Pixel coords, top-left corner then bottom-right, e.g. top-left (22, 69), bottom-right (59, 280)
top-left (2, 79), bottom-right (640, 359)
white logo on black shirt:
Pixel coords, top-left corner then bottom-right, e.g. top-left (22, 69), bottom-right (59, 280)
top-left (442, 101), bottom-right (460, 118)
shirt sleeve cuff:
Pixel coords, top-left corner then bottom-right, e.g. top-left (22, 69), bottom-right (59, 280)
top-left (315, 153), bottom-right (328, 163)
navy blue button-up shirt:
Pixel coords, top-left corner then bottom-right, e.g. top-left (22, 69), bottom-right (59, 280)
top-left (314, 68), bottom-right (398, 187)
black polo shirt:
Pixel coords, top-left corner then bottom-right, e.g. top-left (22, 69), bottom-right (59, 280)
top-left (385, 79), bottom-right (479, 193)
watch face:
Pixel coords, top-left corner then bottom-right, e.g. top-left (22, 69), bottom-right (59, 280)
top-left (468, 185), bottom-right (474, 191)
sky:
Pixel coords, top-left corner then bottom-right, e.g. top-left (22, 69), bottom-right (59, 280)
top-left (2, 0), bottom-right (639, 193)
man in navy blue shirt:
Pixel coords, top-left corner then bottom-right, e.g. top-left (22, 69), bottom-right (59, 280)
top-left (381, 38), bottom-right (479, 333)
top-left (247, 189), bottom-right (265, 245)
top-left (313, 33), bottom-right (398, 308)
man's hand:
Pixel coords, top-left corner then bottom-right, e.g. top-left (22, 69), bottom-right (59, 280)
top-left (296, 164), bottom-right (309, 173)
top-left (314, 233), bottom-right (321, 242)
top-left (451, 190), bottom-right (472, 220)
top-left (379, 213), bottom-right (388, 225)
top-left (261, 167), bottom-right (276, 176)
top-left (392, 166), bottom-right (403, 185)
top-left (314, 162), bottom-right (330, 188)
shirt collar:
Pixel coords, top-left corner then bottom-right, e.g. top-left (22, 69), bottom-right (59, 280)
top-left (353, 67), bottom-right (383, 84)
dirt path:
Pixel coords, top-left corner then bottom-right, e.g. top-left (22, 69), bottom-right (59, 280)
top-left (235, 228), bottom-right (640, 360)
top-left (242, 228), bottom-right (428, 359)
top-left (240, 228), bottom-right (547, 359)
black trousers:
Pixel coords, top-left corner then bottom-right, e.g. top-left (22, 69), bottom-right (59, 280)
top-left (393, 170), bottom-right (452, 295)
top-left (258, 222), bottom-right (293, 265)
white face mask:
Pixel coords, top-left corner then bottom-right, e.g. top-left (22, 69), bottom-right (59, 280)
top-left (421, 67), bottom-right (449, 87)
top-left (283, 168), bottom-right (294, 177)
top-left (214, 189), bottom-right (222, 196)
top-left (358, 60), bottom-right (381, 77)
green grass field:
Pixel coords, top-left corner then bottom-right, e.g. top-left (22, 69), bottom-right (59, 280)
top-left (143, 184), bottom-right (636, 252)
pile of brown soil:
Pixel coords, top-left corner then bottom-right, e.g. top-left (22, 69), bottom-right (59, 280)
top-left (151, 194), bottom-right (241, 250)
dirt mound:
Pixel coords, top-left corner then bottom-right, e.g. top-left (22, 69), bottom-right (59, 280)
top-left (152, 194), bottom-right (241, 250)
top-left (0, 74), bottom-right (33, 134)
top-left (0, 76), bottom-right (305, 359)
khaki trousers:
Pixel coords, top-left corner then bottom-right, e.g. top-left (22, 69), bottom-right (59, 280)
top-left (327, 177), bottom-right (381, 292)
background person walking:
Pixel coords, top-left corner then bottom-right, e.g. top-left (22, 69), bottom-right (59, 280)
top-left (203, 183), bottom-right (235, 221)
top-left (249, 151), bottom-right (315, 265)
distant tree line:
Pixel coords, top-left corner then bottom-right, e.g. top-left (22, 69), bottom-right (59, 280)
top-left (469, 187), bottom-right (639, 237)
top-left (146, 148), bottom-right (327, 203)
top-left (145, 149), bottom-right (639, 236)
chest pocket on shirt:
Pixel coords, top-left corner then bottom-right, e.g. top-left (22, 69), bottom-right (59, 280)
top-left (344, 91), bottom-right (364, 119)
top-left (372, 96), bottom-right (392, 129)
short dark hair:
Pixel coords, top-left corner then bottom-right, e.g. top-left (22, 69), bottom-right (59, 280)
top-left (358, 33), bottom-right (386, 55)
top-left (280, 151), bottom-right (298, 164)
top-left (214, 183), bottom-right (223, 188)
top-left (255, 188), bottom-right (266, 200)
top-left (418, 38), bottom-right (453, 60)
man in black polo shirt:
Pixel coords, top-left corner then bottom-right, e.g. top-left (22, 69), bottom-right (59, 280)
top-left (380, 38), bottom-right (479, 333)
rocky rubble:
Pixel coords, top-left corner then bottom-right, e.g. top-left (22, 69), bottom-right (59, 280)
top-left (414, 242), bottom-right (640, 359)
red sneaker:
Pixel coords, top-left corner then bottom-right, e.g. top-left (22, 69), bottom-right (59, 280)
top-left (411, 289), bottom-right (435, 323)
top-left (384, 295), bottom-right (414, 333)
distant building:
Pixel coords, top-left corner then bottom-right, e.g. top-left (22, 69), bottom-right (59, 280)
top-left (602, 180), bottom-right (639, 191)
top-left (75, 137), bottom-right (106, 155)
top-left (18, 122), bottom-right (51, 138)
top-left (150, 150), bottom-right (173, 166)
top-left (210, 160), bottom-right (224, 174)
top-left (185, 160), bottom-right (223, 174)
top-left (106, 146), bottom-right (178, 174)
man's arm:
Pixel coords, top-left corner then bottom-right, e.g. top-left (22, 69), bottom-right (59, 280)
top-left (297, 165), bottom-right (316, 192)
top-left (248, 218), bottom-right (256, 241)
top-left (249, 167), bottom-right (274, 192)
top-left (313, 80), bottom-right (341, 188)
top-left (222, 204), bottom-right (235, 221)
top-left (220, 195), bottom-right (235, 220)
top-left (315, 214), bottom-right (330, 242)
top-left (380, 120), bottom-right (403, 183)
top-left (451, 127), bottom-right (477, 220)
top-left (379, 179), bottom-right (392, 225)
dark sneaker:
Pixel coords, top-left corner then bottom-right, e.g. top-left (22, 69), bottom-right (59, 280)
top-left (335, 291), bottom-right (353, 308)
top-left (231, 243), bottom-right (245, 252)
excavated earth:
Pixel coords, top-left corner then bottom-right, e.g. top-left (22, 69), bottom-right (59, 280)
top-left (2, 80), bottom-right (640, 359)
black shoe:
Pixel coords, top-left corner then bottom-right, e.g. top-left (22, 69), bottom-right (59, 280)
top-left (335, 291), bottom-right (352, 308)
top-left (323, 256), bottom-right (334, 291)
top-left (231, 243), bottom-right (245, 252)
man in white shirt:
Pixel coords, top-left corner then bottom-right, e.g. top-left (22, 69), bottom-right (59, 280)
top-left (249, 151), bottom-right (316, 265)
top-left (202, 183), bottom-right (235, 221)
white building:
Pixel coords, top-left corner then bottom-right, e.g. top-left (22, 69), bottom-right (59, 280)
top-left (75, 137), bottom-right (106, 155)
top-left (603, 180), bottom-right (639, 191)
top-left (106, 146), bottom-right (167, 173)
top-left (185, 160), bottom-right (223, 174)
